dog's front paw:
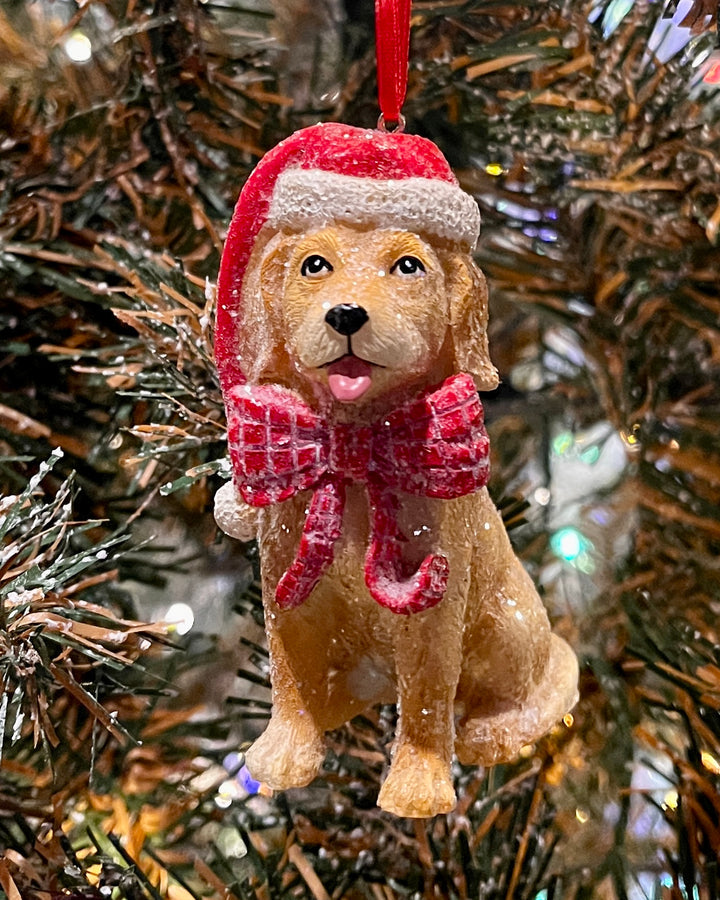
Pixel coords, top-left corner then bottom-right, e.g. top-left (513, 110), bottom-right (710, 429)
top-left (245, 717), bottom-right (326, 790)
top-left (378, 745), bottom-right (456, 818)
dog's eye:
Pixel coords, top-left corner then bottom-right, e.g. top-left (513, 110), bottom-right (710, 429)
top-left (301, 254), bottom-right (333, 277)
top-left (390, 255), bottom-right (426, 276)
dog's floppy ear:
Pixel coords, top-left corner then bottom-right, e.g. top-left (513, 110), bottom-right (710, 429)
top-left (446, 254), bottom-right (499, 392)
top-left (236, 231), bottom-right (291, 383)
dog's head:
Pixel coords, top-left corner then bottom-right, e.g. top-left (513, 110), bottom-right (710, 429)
top-left (216, 124), bottom-right (499, 412)
top-left (237, 222), bottom-right (498, 412)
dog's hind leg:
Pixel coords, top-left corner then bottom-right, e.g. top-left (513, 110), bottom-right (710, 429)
top-left (454, 550), bottom-right (578, 767)
top-left (455, 634), bottom-right (578, 765)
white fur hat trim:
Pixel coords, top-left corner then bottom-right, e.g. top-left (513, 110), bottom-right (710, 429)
top-left (266, 168), bottom-right (481, 250)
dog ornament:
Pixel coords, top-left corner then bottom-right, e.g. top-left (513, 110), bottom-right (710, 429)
top-left (213, 123), bottom-right (578, 818)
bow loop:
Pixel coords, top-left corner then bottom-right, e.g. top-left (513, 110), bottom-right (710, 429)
top-left (372, 373), bottom-right (490, 499)
top-left (226, 383), bottom-right (328, 505)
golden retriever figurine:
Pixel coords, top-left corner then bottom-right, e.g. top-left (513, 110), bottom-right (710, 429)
top-left (214, 124), bottom-right (578, 818)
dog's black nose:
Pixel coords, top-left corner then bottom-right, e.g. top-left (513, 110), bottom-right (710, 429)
top-left (324, 304), bottom-right (369, 336)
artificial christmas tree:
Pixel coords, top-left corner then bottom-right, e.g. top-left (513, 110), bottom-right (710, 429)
top-left (1, 0), bottom-right (719, 896)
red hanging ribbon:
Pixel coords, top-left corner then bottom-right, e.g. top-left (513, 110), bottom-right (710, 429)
top-left (375, 0), bottom-right (412, 128)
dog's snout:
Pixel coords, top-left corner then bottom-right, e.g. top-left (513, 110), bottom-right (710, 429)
top-left (324, 304), bottom-right (369, 336)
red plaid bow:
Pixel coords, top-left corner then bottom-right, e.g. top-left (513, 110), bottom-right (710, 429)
top-left (225, 373), bottom-right (490, 614)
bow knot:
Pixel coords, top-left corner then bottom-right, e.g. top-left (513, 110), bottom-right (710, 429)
top-left (329, 424), bottom-right (372, 481)
top-left (225, 373), bottom-right (489, 614)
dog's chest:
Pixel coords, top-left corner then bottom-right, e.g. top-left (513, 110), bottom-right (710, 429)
top-left (258, 485), bottom-right (492, 605)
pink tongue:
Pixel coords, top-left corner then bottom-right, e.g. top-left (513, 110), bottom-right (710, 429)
top-left (328, 357), bottom-right (372, 402)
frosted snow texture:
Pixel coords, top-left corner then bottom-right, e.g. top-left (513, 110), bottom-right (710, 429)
top-left (267, 169), bottom-right (481, 250)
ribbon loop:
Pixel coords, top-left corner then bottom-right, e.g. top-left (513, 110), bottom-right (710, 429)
top-left (375, 0), bottom-right (412, 127)
top-left (365, 482), bottom-right (449, 615)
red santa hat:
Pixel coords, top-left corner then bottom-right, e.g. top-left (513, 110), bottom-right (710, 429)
top-left (215, 122), bottom-right (481, 393)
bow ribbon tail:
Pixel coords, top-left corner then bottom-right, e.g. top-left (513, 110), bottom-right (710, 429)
top-left (363, 482), bottom-right (449, 615)
top-left (275, 478), bottom-right (346, 609)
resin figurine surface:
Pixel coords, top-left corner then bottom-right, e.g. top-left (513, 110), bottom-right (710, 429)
top-left (214, 123), bottom-right (578, 818)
